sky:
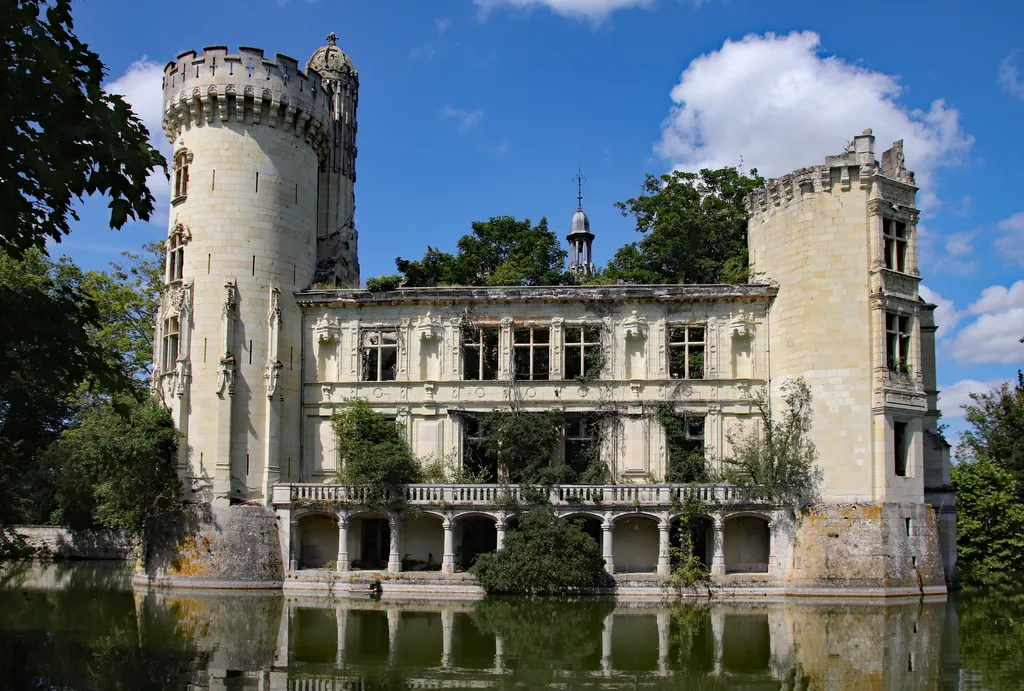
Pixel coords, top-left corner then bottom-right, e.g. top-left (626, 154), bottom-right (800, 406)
top-left (63, 0), bottom-right (1022, 444)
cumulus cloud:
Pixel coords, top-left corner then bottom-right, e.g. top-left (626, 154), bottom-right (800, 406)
top-left (995, 211), bottom-right (1024, 267)
top-left (106, 58), bottom-right (169, 199)
top-left (999, 51), bottom-right (1024, 101)
top-left (656, 32), bottom-right (973, 211)
top-left (473, 0), bottom-right (654, 20)
top-left (952, 280), bottom-right (1024, 366)
top-left (939, 378), bottom-right (1010, 419)
top-left (441, 105), bottom-right (485, 134)
top-left (919, 284), bottom-right (961, 337)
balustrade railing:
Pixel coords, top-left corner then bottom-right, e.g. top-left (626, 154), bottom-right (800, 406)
top-left (281, 483), bottom-right (773, 507)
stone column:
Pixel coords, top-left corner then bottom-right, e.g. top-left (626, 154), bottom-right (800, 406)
top-left (289, 517), bottom-right (299, 572)
top-left (336, 512), bottom-right (350, 572)
top-left (601, 613), bottom-right (614, 675)
top-left (335, 606), bottom-right (347, 668)
top-left (711, 608), bottom-right (725, 675)
top-left (711, 514), bottom-right (726, 577)
top-left (602, 514), bottom-right (615, 575)
top-left (767, 511), bottom-right (780, 576)
top-left (494, 635), bottom-right (506, 672)
top-left (387, 608), bottom-right (400, 666)
top-left (657, 517), bottom-right (671, 576)
top-left (657, 610), bottom-right (670, 676)
top-left (495, 517), bottom-right (506, 551)
top-left (442, 516), bottom-right (455, 574)
top-left (441, 608), bottom-right (454, 669)
top-left (388, 513), bottom-right (402, 574)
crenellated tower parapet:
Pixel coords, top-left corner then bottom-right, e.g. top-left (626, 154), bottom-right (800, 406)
top-left (162, 46), bottom-right (333, 158)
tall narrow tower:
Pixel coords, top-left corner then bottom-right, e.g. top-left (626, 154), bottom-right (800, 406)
top-left (567, 172), bottom-right (595, 276)
top-left (157, 39), bottom-right (358, 506)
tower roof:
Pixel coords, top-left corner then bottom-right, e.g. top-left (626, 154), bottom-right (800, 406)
top-left (568, 169), bottom-right (593, 237)
top-left (307, 32), bottom-right (357, 80)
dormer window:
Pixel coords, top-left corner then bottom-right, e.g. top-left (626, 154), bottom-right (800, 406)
top-left (883, 218), bottom-right (908, 272)
top-left (172, 149), bottom-right (191, 202)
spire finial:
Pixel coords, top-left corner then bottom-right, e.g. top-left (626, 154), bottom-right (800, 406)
top-left (326, 32), bottom-right (338, 46)
top-left (575, 167), bottom-right (585, 212)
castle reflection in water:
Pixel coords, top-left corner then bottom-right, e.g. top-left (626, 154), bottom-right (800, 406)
top-left (134, 591), bottom-right (962, 690)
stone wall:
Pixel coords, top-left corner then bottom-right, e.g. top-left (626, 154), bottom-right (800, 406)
top-left (11, 526), bottom-right (136, 560)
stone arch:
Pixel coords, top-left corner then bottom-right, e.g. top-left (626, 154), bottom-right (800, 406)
top-left (561, 512), bottom-right (603, 546)
top-left (613, 514), bottom-right (659, 573)
top-left (297, 513), bottom-right (337, 569)
top-left (670, 514), bottom-right (713, 569)
top-left (401, 512), bottom-right (443, 571)
top-left (724, 514), bottom-right (770, 574)
top-left (453, 513), bottom-right (497, 570)
top-left (610, 510), bottom-right (662, 526)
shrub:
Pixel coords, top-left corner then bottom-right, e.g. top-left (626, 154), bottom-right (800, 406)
top-left (470, 507), bottom-right (606, 595)
top-left (952, 458), bottom-right (1024, 588)
top-left (332, 399), bottom-right (421, 503)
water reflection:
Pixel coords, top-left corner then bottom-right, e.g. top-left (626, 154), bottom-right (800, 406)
top-left (0, 562), bottom-right (998, 690)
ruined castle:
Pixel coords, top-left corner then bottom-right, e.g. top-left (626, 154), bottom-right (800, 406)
top-left (148, 35), bottom-right (955, 594)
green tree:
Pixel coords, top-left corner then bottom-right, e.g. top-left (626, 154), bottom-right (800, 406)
top-left (393, 216), bottom-right (568, 287)
top-left (722, 377), bottom-right (821, 504)
top-left (607, 167), bottom-right (763, 284)
top-left (0, 0), bottom-right (165, 255)
top-left (951, 458), bottom-right (1024, 588)
top-left (478, 411), bottom-right (566, 484)
top-left (331, 399), bottom-right (421, 502)
top-left (470, 507), bottom-right (606, 595)
top-left (959, 372), bottom-right (1024, 489)
top-left (47, 395), bottom-right (181, 540)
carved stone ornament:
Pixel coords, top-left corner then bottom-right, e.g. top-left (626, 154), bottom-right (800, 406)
top-left (415, 312), bottom-right (443, 341)
top-left (222, 282), bottom-right (237, 316)
top-left (268, 288), bottom-right (282, 327)
top-left (264, 359), bottom-right (283, 398)
top-left (313, 314), bottom-right (341, 343)
top-left (170, 221), bottom-right (191, 244)
top-left (306, 32), bottom-right (358, 80)
top-left (175, 357), bottom-right (190, 397)
top-left (216, 355), bottom-right (235, 396)
top-left (622, 310), bottom-right (649, 340)
top-left (730, 309), bottom-right (757, 338)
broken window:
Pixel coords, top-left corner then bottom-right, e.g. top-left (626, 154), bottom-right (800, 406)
top-left (512, 326), bottom-right (550, 381)
top-left (172, 149), bottom-right (190, 201)
top-left (462, 326), bottom-right (499, 381)
top-left (565, 414), bottom-right (600, 475)
top-left (360, 328), bottom-right (398, 381)
top-left (664, 413), bottom-right (707, 483)
top-left (167, 231), bottom-right (185, 283)
top-left (668, 325), bottom-right (705, 379)
top-left (162, 316), bottom-right (179, 371)
top-left (885, 313), bottom-right (911, 373)
top-left (462, 415), bottom-right (498, 482)
top-left (893, 420), bottom-right (909, 477)
top-left (564, 325), bottom-right (602, 380)
top-left (883, 218), bottom-right (908, 272)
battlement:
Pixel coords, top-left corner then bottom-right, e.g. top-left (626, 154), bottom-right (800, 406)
top-left (745, 131), bottom-right (917, 216)
top-left (162, 45), bottom-right (333, 158)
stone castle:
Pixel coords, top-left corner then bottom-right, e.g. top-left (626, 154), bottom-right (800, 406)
top-left (148, 35), bottom-right (956, 594)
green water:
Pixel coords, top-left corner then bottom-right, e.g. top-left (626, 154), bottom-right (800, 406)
top-left (1, 562), bottom-right (1021, 690)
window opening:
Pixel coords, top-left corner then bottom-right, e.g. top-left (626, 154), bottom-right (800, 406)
top-left (565, 414), bottom-right (600, 476)
top-left (166, 232), bottom-right (185, 282)
top-left (564, 325), bottom-right (602, 380)
top-left (512, 326), bottom-right (550, 381)
top-left (664, 412), bottom-right (707, 483)
top-left (361, 328), bottom-right (398, 381)
top-left (885, 313), bottom-right (911, 373)
top-left (893, 420), bottom-right (909, 477)
top-left (668, 325), bottom-right (705, 379)
top-left (172, 150), bottom-right (190, 201)
top-left (462, 326), bottom-right (499, 381)
top-left (162, 317), bottom-right (179, 372)
top-left (883, 218), bottom-right (908, 272)
top-left (462, 415), bottom-right (498, 482)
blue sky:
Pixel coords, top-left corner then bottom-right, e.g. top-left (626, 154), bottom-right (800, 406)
top-left (64, 0), bottom-right (1022, 442)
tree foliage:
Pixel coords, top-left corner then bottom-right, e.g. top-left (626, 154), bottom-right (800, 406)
top-left (470, 507), bottom-right (606, 595)
top-left (0, 0), bottom-right (166, 255)
top-left (723, 377), bottom-right (821, 504)
top-left (607, 167), bottom-right (763, 284)
top-left (959, 372), bottom-right (1024, 489)
top-left (393, 216), bottom-right (568, 287)
top-left (331, 399), bottom-right (422, 501)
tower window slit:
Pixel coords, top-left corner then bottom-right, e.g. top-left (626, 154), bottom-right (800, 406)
top-left (255, 171), bottom-right (259, 193)
top-left (252, 255), bottom-right (256, 276)
top-left (212, 169), bottom-right (215, 191)
top-left (203, 338), bottom-right (207, 363)
top-left (249, 339), bottom-right (253, 365)
top-left (208, 254), bottom-right (211, 274)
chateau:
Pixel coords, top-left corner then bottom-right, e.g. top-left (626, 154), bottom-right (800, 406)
top-left (148, 35), bottom-right (955, 594)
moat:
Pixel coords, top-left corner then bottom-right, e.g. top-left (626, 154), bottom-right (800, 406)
top-left (1, 562), bottom-right (1019, 690)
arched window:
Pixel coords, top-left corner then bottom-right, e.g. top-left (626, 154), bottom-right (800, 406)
top-left (172, 149), bottom-right (191, 202)
top-left (166, 226), bottom-right (187, 282)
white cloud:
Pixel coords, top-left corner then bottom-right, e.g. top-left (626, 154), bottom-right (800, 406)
top-left (656, 32), bottom-right (973, 212)
top-left (952, 280), bottom-right (1024, 365)
top-left (919, 284), bottom-right (961, 337)
top-left (441, 105), bottom-right (485, 134)
top-left (473, 0), bottom-right (654, 20)
top-left (939, 378), bottom-right (1009, 419)
top-left (435, 17), bottom-right (452, 33)
top-left (999, 51), bottom-right (1024, 101)
top-left (995, 211), bottom-right (1024, 267)
top-left (106, 58), bottom-right (169, 199)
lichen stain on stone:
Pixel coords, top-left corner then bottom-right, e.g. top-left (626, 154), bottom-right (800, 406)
top-left (169, 535), bottom-right (214, 577)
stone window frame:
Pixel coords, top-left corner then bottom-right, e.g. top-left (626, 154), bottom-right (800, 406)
top-left (891, 416), bottom-right (912, 478)
top-left (884, 311), bottom-right (912, 374)
top-left (166, 225), bottom-right (187, 283)
top-left (460, 413), bottom-right (498, 482)
top-left (359, 326), bottom-right (399, 382)
top-left (882, 217), bottom-right (909, 273)
top-left (511, 324), bottom-right (551, 381)
top-left (564, 412), bottom-right (601, 471)
top-left (563, 324), bottom-right (602, 380)
top-left (162, 316), bottom-right (180, 372)
top-left (667, 324), bottom-right (706, 380)
top-left (172, 149), bottom-right (192, 204)
top-left (460, 323), bottom-right (500, 381)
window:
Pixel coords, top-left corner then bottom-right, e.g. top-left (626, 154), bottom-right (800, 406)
top-left (512, 326), bottom-right (549, 381)
top-left (172, 150), bottom-right (190, 201)
top-left (462, 326), bottom-right (499, 381)
top-left (668, 325), bottom-right (705, 379)
top-left (162, 317), bottom-right (179, 371)
top-left (664, 414), bottom-right (706, 483)
top-left (893, 420), bottom-right (909, 477)
top-left (885, 313), bottom-right (911, 373)
top-left (565, 414), bottom-right (600, 475)
top-left (565, 326), bottom-right (602, 380)
top-left (883, 218), bottom-right (908, 272)
top-left (462, 415), bottom-right (497, 482)
top-left (167, 231), bottom-right (185, 282)
top-left (360, 328), bottom-right (398, 381)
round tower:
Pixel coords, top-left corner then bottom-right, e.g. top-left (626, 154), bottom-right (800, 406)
top-left (157, 42), bottom-right (352, 505)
